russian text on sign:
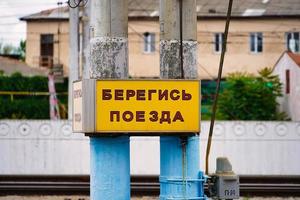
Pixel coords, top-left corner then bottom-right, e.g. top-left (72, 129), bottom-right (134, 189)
top-left (102, 89), bottom-right (192, 101)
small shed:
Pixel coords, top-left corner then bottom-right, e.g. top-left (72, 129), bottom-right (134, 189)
top-left (273, 51), bottom-right (300, 121)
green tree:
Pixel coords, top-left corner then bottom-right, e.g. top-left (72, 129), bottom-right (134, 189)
top-left (218, 68), bottom-right (288, 120)
top-left (0, 40), bottom-right (20, 57)
top-left (2, 44), bottom-right (15, 54)
top-left (17, 40), bottom-right (26, 61)
top-left (0, 40), bottom-right (17, 55)
top-left (0, 40), bottom-right (26, 61)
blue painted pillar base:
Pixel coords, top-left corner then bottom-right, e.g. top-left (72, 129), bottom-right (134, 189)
top-left (90, 136), bottom-right (130, 200)
top-left (160, 136), bottom-right (205, 200)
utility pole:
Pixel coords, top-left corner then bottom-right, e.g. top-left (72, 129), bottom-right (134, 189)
top-left (81, 0), bottom-right (91, 79)
top-left (89, 0), bottom-right (129, 200)
top-left (68, 6), bottom-right (79, 119)
top-left (160, 0), bottom-right (204, 199)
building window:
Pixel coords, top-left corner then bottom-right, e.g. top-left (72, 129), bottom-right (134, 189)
top-left (40, 34), bottom-right (54, 68)
top-left (286, 69), bottom-right (290, 94)
top-left (250, 32), bottom-right (263, 53)
top-left (214, 33), bottom-right (224, 53)
top-left (286, 32), bottom-right (300, 53)
top-left (143, 32), bottom-right (155, 53)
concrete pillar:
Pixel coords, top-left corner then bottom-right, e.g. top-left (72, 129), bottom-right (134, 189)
top-left (160, 0), bottom-right (197, 79)
top-left (68, 6), bottom-right (79, 119)
top-left (159, 0), bottom-right (204, 199)
top-left (89, 1), bottom-right (130, 200)
top-left (81, 1), bottom-right (91, 79)
top-left (89, 0), bottom-right (128, 79)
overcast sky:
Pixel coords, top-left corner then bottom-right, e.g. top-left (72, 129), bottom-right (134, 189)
top-left (0, 0), bottom-right (59, 47)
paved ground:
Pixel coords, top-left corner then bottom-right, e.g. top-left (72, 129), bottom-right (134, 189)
top-left (0, 196), bottom-right (300, 200)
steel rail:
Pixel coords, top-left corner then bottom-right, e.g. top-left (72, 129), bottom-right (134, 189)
top-left (1, 175), bottom-right (300, 197)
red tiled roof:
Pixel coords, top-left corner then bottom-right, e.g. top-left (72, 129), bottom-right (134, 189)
top-left (287, 52), bottom-right (300, 67)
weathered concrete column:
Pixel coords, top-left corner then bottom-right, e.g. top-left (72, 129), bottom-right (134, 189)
top-left (160, 0), bottom-right (204, 199)
top-left (89, 1), bottom-right (130, 200)
top-left (68, 6), bottom-right (79, 119)
top-left (89, 0), bottom-right (128, 79)
top-left (160, 0), bottom-right (197, 79)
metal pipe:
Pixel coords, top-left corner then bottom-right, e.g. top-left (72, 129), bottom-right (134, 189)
top-left (205, 0), bottom-right (233, 175)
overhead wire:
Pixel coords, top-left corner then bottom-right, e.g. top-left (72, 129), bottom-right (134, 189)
top-left (129, 24), bottom-right (216, 80)
top-left (127, 24), bottom-right (294, 80)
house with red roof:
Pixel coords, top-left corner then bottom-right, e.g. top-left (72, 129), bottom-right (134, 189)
top-left (273, 51), bottom-right (300, 121)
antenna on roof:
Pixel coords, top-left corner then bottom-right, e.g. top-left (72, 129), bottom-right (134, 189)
top-left (67, 0), bottom-right (88, 8)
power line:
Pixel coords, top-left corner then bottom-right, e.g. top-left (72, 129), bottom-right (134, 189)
top-left (128, 24), bottom-right (215, 80)
top-left (3, 29), bottom-right (299, 38)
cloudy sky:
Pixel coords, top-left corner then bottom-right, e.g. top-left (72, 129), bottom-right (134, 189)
top-left (0, 0), bottom-right (59, 47)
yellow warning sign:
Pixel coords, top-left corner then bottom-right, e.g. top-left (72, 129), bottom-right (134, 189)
top-left (95, 80), bottom-right (200, 133)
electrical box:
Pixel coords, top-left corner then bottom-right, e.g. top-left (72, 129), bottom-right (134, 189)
top-left (207, 157), bottom-right (240, 199)
top-left (213, 174), bottom-right (239, 199)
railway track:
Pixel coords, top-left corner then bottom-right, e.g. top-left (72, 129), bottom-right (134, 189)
top-left (0, 175), bottom-right (300, 197)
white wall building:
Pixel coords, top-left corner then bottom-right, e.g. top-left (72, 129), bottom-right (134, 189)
top-left (273, 51), bottom-right (300, 121)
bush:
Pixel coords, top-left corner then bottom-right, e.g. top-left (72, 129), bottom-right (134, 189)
top-left (218, 68), bottom-right (288, 120)
top-left (201, 80), bottom-right (227, 120)
top-left (0, 72), bottom-right (68, 119)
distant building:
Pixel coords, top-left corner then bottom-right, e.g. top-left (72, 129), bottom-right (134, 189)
top-left (273, 51), bottom-right (300, 121)
top-left (20, 0), bottom-right (300, 79)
